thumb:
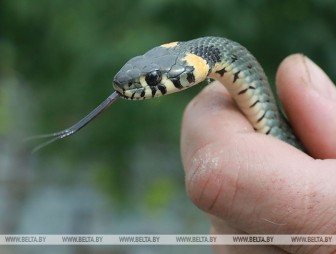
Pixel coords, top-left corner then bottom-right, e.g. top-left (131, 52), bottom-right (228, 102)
top-left (276, 54), bottom-right (336, 159)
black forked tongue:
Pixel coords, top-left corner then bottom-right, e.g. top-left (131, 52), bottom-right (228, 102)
top-left (27, 92), bottom-right (120, 153)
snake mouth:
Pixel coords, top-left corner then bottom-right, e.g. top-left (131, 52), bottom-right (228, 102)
top-left (113, 80), bottom-right (169, 100)
top-left (114, 86), bottom-right (147, 100)
top-left (112, 80), bottom-right (126, 93)
top-left (113, 80), bottom-right (146, 100)
top-left (116, 85), bottom-right (169, 100)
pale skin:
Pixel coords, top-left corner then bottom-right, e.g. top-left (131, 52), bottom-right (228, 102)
top-left (181, 54), bottom-right (336, 254)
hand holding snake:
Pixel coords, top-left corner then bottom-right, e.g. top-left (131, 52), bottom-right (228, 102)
top-left (181, 54), bottom-right (336, 254)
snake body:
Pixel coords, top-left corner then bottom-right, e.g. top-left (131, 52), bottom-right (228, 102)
top-left (32, 36), bottom-right (303, 151)
top-left (113, 36), bottom-right (302, 149)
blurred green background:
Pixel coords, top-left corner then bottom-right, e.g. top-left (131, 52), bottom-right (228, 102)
top-left (1, 0), bottom-right (335, 253)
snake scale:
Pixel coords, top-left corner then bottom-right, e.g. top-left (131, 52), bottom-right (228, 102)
top-left (31, 36), bottom-right (303, 151)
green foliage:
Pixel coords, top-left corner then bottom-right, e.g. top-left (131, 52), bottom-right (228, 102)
top-left (1, 0), bottom-right (335, 207)
top-left (144, 177), bottom-right (179, 212)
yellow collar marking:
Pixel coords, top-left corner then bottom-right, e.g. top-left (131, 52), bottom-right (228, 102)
top-left (183, 53), bottom-right (209, 83)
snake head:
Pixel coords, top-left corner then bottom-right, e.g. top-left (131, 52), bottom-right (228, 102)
top-left (113, 45), bottom-right (196, 100)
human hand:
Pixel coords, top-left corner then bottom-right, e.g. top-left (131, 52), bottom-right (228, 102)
top-left (181, 54), bottom-right (336, 253)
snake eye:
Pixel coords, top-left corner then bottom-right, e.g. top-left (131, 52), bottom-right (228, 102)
top-left (145, 70), bottom-right (162, 87)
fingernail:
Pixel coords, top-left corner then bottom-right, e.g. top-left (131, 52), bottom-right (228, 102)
top-left (302, 55), bottom-right (336, 100)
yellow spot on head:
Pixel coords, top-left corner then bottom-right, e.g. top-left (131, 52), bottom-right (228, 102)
top-left (183, 53), bottom-right (209, 83)
top-left (161, 41), bottom-right (179, 48)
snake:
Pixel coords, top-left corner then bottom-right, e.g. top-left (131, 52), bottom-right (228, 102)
top-left (31, 36), bottom-right (303, 152)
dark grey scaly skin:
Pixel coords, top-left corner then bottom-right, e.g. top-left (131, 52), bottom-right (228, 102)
top-left (114, 37), bottom-right (303, 150)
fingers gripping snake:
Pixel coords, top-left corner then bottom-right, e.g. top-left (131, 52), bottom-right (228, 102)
top-left (31, 36), bottom-right (303, 151)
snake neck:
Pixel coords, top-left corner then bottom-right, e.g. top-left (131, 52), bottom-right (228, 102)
top-left (183, 37), bottom-right (303, 149)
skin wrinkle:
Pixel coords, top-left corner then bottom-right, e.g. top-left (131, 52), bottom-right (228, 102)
top-left (298, 167), bottom-right (336, 234)
top-left (297, 176), bottom-right (311, 231)
top-left (222, 138), bottom-right (254, 222)
top-left (298, 177), bottom-right (327, 232)
top-left (206, 165), bottom-right (223, 212)
top-left (309, 183), bottom-right (336, 233)
top-left (301, 55), bottom-right (336, 101)
top-left (231, 137), bottom-right (268, 228)
top-left (253, 152), bottom-right (290, 232)
top-left (213, 139), bottom-right (248, 222)
top-left (310, 209), bottom-right (331, 233)
top-left (259, 182), bottom-right (285, 228)
top-left (197, 147), bottom-right (218, 210)
top-left (226, 139), bottom-right (242, 221)
top-left (186, 138), bottom-right (249, 219)
top-left (261, 218), bottom-right (287, 227)
top-left (251, 189), bottom-right (267, 232)
top-left (289, 181), bottom-right (308, 231)
top-left (186, 147), bottom-right (209, 204)
top-left (277, 168), bottom-right (333, 235)
top-left (309, 204), bottom-right (336, 234)
top-left (284, 175), bottom-right (318, 233)
top-left (239, 139), bottom-right (284, 231)
top-left (266, 201), bottom-right (290, 231)
top-left (302, 55), bottom-right (312, 85)
top-left (186, 143), bottom-right (221, 207)
top-left (248, 146), bottom-right (268, 221)
top-left (190, 144), bottom-right (234, 214)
